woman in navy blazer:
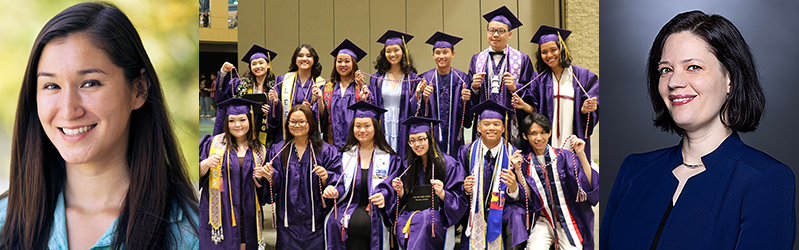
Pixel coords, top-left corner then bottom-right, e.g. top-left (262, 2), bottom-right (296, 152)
top-left (600, 11), bottom-right (796, 249)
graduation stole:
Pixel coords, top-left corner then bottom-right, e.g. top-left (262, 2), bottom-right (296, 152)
top-left (338, 147), bottom-right (390, 229)
top-left (280, 72), bottom-right (298, 139)
top-left (474, 46), bottom-right (523, 83)
top-left (466, 139), bottom-right (516, 250)
top-left (207, 134), bottom-right (267, 246)
top-left (527, 146), bottom-right (583, 247)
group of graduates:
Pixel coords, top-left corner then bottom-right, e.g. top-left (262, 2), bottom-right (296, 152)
top-left (199, 5), bottom-right (599, 250)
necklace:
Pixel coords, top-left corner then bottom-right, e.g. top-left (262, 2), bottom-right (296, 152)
top-left (682, 162), bottom-right (705, 168)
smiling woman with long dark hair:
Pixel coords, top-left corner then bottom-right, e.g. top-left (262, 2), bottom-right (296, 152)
top-left (0, 2), bottom-right (198, 249)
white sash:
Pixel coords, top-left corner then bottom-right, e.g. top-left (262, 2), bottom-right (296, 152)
top-left (339, 147), bottom-right (391, 203)
top-left (281, 73), bottom-right (297, 137)
top-left (528, 146), bottom-right (582, 247)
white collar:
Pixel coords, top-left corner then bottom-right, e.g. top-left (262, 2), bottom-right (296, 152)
top-left (488, 46), bottom-right (507, 53)
top-left (480, 140), bottom-right (503, 158)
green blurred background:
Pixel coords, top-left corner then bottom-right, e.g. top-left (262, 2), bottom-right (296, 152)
top-left (0, 0), bottom-right (199, 192)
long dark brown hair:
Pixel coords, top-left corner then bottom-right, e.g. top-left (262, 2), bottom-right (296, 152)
top-left (0, 2), bottom-right (198, 249)
top-left (330, 54), bottom-right (360, 82)
top-left (288, 44), bottom-right (323, 79)
top-left (374, 43), bottom-right (417, 75)
top-left (223, 113), bottom-right (262, 153)
top-left (281, 105), bottom-right (323, 163)
top-left (403, 131), bottom-right (446, 194)
top-left (339, 117), bottom-right (396, 155)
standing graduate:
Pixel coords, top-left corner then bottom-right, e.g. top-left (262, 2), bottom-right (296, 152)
top-left (417, 31), bottom-right (473, 155)
top-left (369, 30), bottom-right (424, 156)
top-left (378, 116), bottom-right (469, 250)
top-left (519, 113), bottom-right (597, 250)
top-left (215, 45), bottom-right (278, 146)
top-left (323, 101), bottom-right (402, 250)
top-left (200, 98), bottom-right (269, 250)
top-left (518, 25), bottom-right (599, 158)
top-left (268, 44), bottom-right (326, 142)
top-left (257, 104), bottom-right (342, 249)
top-left (457, 100), bottom-right (531, 250)
top-left (317, 39), bottom-right (371, 149)
top-left (467, 6), bottom-right (536, 147)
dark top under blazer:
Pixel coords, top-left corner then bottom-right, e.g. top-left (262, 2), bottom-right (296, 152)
top-left (600, 132), bottom-right (796, 250)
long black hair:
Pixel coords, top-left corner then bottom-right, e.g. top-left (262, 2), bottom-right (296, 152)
top-left (374, 43), bottom-right (417, 75)
top-left (403, 131), bottom-right (446, 194)
top-left (646, 10), bottom-right (764, 135)
top-left (288, 44), bottom-right (323, 79)
top-left (281, 105), bottom-right (324, 163)
top-left (1, 2), bottom-right (197, 249)
top-left (339, 117), bottom-right (396, 154)
top-left (534, 39), bottom-right (573, 73)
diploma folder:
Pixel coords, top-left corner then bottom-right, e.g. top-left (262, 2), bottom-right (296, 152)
top-left (406, 184), bottom-right (440, 211)
top-left (241, 93), bottom-right (267, 116)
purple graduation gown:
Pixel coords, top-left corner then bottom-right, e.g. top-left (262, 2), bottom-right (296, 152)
top-left (456, 142), bottom-right (531, 249)
top-left (521, 147), bottom-right (598, 250)
top-left (268, 74), bottom-right (321, 142)
top-left (466, 49), bottom-right (535, 110)
top-left (417, 68), bottom-right (473, 155)
top-left (213, 72), bottom-right (271, 140)
top-left (199, 134), bottom-right (267, 250)
top-left (368, 72), bottom-right (421, 156)
top-left (325, 153), bottom-right (403, 250)
top-left (322, 81), bottom-right (359, 150)
top-left (377, 153), bottom-right (469, 250)
top-left (263, 141), bottom-right (342, 249)
top-left (525, 65), bottom-right (599, 158)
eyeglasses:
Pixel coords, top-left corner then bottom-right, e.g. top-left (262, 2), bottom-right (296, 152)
top-left (487, 29), bottom-right (508, 35)
top-left (407, 137), bottom-right (428, 146)
top-left (288, 120), bottom-right (308, 127)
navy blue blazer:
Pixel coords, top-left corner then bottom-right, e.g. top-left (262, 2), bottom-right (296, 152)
top-left (600, 132), bottom-right (795, 249)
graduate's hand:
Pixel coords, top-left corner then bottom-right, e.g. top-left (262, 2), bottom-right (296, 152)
top-left (501, 168), bottom-right (518, 194)
top-left (302, 100), bottom-right (311, 107)
top-left (359, 82), bottom-right (371, 101)
top-left (503, 72), bottom-right (516, 92)
top-left (571, 136), bottom-right (587, 159)
top-left (323, 186), bottom-right (339, 199)
top-left (313, 165), bottom-right (328, 185)
top-left (431, 179), bottom-right (446, 200)
top-left (355, 71), bottom-right (366, 86)
top-left (261, 104), bottom-right (270, 115)
top-left (581, 97), bottom-right (598, 114)
top-left (472, 72), bottom-right (486, 90)
top-left (463, 175), bottom-right (475, 195)
top-left (369, 193), bottom-right (385, 208)
top-left (461, 87), bottom-right (471, 102)
top-left (221, 62), bottom-right (235, 73)
top-left (511, 93), bottom-right (529, 112)
top-left (511, 151), bottom-right (523, 169)
top-left (392, 178), bottom-right (404, 198)
top-left (263, 162), bottom-right (274, 183)
top-left (252, 166), bottom-right (265, 187)
top-left (313, 85), bottom-right (323, 99)
top-left (422, 80), bottom-right (433, 102)
top-left (200, 153), bottom-right (222, 177)
top-left (268, 88), bottom-right (279, 104)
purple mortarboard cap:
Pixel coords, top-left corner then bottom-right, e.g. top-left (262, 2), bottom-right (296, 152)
top-left (425, 31), bottom-right (463, 49)
top-left (217, 98), bottom-right (262, 116)
top-left (331, 39), bottom-right (368, 63)
top-left (377, 30), bottom-right (414, 46)
top-left (482, 6), bottom-right (523, 30)
top-left (531, 25), bottom-right (572, 44)
top-left (402, 116), bottom-right (442, 134)
top-left (348, 101), bottom-right (387, 119)
top-left (241, 44), bottom-right (278, 63)
top-left (471, 100), bottom-right (515, 120)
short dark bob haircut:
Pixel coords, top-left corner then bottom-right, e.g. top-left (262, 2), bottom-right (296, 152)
top-left (520, 112), bottom-right (552, 135)
top-left (646, 10), bottom-right (765, 135)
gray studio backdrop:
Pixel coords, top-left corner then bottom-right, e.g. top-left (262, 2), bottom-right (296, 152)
top-left (599, 0), bottom-right (799, 246)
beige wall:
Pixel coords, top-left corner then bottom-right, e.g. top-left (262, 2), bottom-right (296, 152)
top-left (237, 0), bottom-right (599, 161)
top-left (237, 0), bottom-right (577, 76)
top-left (199, 0), bottom-right (237, 42)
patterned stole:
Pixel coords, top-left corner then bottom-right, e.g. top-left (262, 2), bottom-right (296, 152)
top-left (467, 139), bottom-right (515, 250)
top-left (528, 146), bottom-right (583, 247)
top-left (281, 73), bottom-right (297, 139)
top-left (208, 134), bottom-right (228, 244)
top-left (474, 46), bottom-right (523, 82)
